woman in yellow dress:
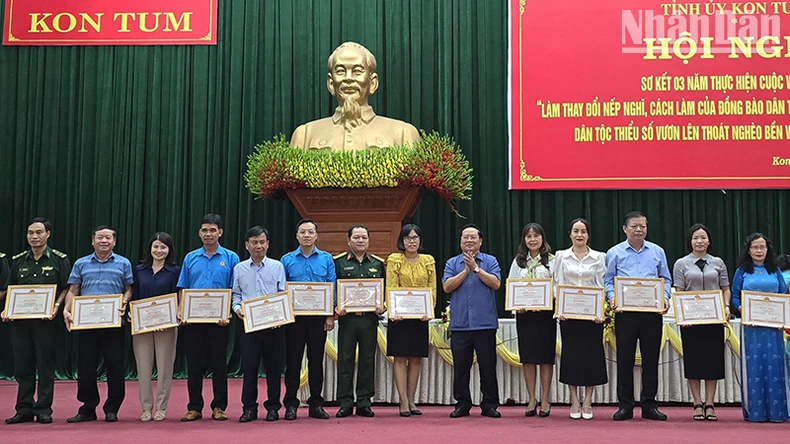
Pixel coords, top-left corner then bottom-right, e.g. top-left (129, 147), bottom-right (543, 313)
top-left (386, 224), bottom-right (436, 417)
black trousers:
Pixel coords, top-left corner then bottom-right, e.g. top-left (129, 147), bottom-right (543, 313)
top-left (283, 316), bottom-right (327, 408)
top-left (77, 327), bottom-right (126, 416)
top-left (615, 312), bottom-right (662, 410)
top-left (336, 313), bottom-right (378, 408)
top-left (450, 329), bottom-right (499, 411)
top-left (12, 319), bottom-right (56, 416)
top-left (184, 323), bottom-right (229, 412)
top-left (240, 327), bottom-right (285, 413)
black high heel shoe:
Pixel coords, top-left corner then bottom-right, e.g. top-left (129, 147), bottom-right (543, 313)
top-left (525, 405), bottom-right (537, 417)
top-left (538, 404), bottom-right (551, 417)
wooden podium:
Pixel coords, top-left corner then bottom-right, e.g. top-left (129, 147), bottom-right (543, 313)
top-left (285, 188), bottom-right (422, 257)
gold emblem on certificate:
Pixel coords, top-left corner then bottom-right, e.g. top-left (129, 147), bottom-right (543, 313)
top-left (4, 285), bottom-right (57, 319)
top-left (673, 290), bottom-right (726, 325)
top-left (555, 285), bottom-right (605, 321)
top-left (70, 294), bottom-right (123, 330)
top-left (241, 291), bottom-right (295, 333)
top-left (180, 289), bottom-right (231, 323)
top-left (741, 290), bottom-right (790, 329)
top-left (614, 277), bottom-right (665, 312)
top-left (286, 282), bottom-right (334, 316)
top-left (505, 279), bottom-right (553, 311)
top-left (129, 293), bottom-right (179, 335)
top-left (387, 288), bottom-right (433, 319)
top-left (338, 279), bottom-right (383, 312)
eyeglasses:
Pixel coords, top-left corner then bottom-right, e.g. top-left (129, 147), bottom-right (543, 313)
top-left (461, 235), bottom-right (479, 241)
top-left (404, 236), bottom-right (420, 243)
top-left (749, 245), bottom-right (768, 251)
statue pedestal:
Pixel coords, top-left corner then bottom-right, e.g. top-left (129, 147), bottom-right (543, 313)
top-left (285, 188), bottom-right (422, 257)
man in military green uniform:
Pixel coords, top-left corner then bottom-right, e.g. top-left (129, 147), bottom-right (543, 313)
top-left (1, 217), bottom-right (71, 424)
top-left (333, 224), bottom-right (385, 418)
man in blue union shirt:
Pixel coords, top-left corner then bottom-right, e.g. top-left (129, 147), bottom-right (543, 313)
top-left (178, 214), bottom-right (240, 422)
top-left (442, 224), bottom-right (502, 419)
top-left (280, 219), bottom-right (336, 421)
top-left (232, 226), bottom-right (287, 423)
top-left (604, 211), bottom-right (672, 422)
top-left (62, 225), bottom-right (134, 423)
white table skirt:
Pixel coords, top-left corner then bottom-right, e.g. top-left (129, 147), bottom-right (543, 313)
top-left (298, 318), bottom-right (743, 405)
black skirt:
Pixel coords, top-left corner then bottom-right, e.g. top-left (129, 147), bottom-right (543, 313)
top-left (386, 319), bottom-right (429, 357)
top-left (516, 311), bottom-right (557, 364)
top-left (559, 320), bottom-right (608, 386)
top-left (680, 324), bottom-right (725, 380)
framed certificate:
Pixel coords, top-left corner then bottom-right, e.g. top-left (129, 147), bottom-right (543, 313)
top-left (129, 293), bottom-right (179, 335)
top-left (338, 279), bottom-right (384, 313)
top-left (71, 294), bottom-right (123, 330)
top-left (741, 290), bottom-right (790, 329)
top-left (614, 277), bottom-right (665, 312)
top-left (387, 288), bottom-right (433, 319)
top-left (241, 291), bottom-right (295, 333)
top-left (505, 279), bottom-right (553, 311)
top-left (180, 289), bottom-right (231, 323)
top-left (4, 285), bottom-right (57, 319)
top-left (286, 282), bottom-right (334, 316)
top-left (555, 285), bottom-right (605, 321)
top-left (673, 290), bottom-right (726, 325)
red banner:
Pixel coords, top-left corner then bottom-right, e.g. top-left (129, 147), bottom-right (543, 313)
top-left (3, 0), bottom-right (216, 45)
top-left (509, 0), bottom-right (790, 189)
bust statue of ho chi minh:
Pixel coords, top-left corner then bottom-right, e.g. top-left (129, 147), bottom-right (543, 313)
top-left (289, 42), bottom-right (420, 151)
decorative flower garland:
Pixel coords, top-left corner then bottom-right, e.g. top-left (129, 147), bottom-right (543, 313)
top-left (245, 131), bottom-right (474, 209)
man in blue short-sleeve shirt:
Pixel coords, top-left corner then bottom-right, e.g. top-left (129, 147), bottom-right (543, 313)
top-left (62, 225), bottom-right (133, 423)
top-left (280, 218), bottom-right (336, 421)
top-left (442, 224), bottom-right (502, 419)
top-left (178, 214), bottom-right (239, 422)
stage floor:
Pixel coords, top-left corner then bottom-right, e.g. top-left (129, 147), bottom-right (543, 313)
top-left (0, 379), bottom-right (787, 444)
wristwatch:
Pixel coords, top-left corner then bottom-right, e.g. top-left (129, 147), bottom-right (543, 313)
top-left (473, 266), bottom-right (480, 273)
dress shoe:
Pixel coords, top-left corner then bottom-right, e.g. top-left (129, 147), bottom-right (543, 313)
top-left (399, 410), bottom-right (411, 417)
top-left (212, 407), bottom-right (228, 421)
top-left (355, 407), bottom-right (374, 417)
top-left (5, 413), bottom-right (34, 424)
top-left (524, 405), bottom-right (537, 417)
top-left (538, 405), bottom-right (551, 417)
top-left (308, 406), bottom-right (329, 419)
top-left (105, 413), bottom-right (118, 422)
top-left (181, 410), bottom-right (202, 421)
top-left (449, 407), bottom-right (470, 418)
top-left (612, 408), bottom-right (633, 421)
top-left (481, 408), bottom-right (501, 418)
top-left (284, 406), bottom-right (297, 421)
top-left (36, 413), bottom-right (53, 424)
top-left (239, 410), bottom-right (257, 423)
top-left (265, 410), bottom-right (279, 421)
top-left (569, 405), bottom-right (582, 419)
top-left (67, 413), bottom-right (97, 423)
top-left (582, 406), bottom-right (594, 420)
top-left (409, 409), bottom-right (422, 416)
top-left (641, 407), bottom-right (667, 421)
top-left (336, 407), bottom-right (353, 418)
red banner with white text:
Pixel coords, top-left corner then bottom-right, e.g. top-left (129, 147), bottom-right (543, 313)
top-left (509, 0), bottom-right (790, 189)
top-left (3, 0), bottom-right (217, 45)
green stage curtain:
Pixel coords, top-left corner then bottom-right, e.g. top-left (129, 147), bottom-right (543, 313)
top-left (0, 0), bottom-right (787, 380)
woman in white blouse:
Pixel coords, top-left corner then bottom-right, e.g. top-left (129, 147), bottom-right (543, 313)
top-left (552, 218), bottom-right (607, 420)
top-left (508, 223), bottom-right (555, 417)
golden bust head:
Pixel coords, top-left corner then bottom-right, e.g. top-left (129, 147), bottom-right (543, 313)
top-left (290, 42), bottom-right (419, 151)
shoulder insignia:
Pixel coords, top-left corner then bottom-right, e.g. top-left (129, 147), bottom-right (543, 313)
top-left (51, 249), bottom-right (67, 258)
top-left (0, 252), bottom-right (5, 259)
top-left (333, 252), bottom-right (347, 260)
top-left (12, 251), bottom-right (27, 260)
top-left (370, 254), bottom-right (386, 263)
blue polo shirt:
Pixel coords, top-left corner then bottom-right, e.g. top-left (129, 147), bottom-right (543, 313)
top-left (604, 240), bottom-right (672, 301)
top-left (68, 252), bottom-right (134, 296)
top-left (281, 246), bottom-right (336, 305)
top-left (177, 245), bottom-right (239, 289)
top-left (442, 252), bottom-right (501, 331)
top-left (231, 257), bottom-right (286, 313)
top-left (132, 264), bottom-right (180, 301)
